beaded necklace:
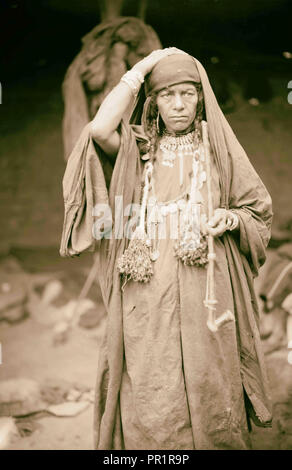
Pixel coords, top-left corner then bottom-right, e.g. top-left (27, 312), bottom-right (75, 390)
top-left (159, 128), bottom-right (200, 186)
top-left (117, 129), bottom-right (209, 284)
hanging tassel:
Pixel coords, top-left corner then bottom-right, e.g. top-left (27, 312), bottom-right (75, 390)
top-left (117, 162), bottom-right (154, 285)
top-left (174, 143), bottom-right (208, 266)
top-left (173, 232), bottom-right (208, 266)
top-left (116, 226), bottom-right (153, 284)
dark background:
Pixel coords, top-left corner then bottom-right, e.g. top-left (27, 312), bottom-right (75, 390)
top-left (1, 0), bottom-right (292, 80)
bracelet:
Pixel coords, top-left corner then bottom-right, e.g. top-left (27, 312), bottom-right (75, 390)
top-left (121, 69), bottom-right (144, 97)
top-left (130, 69), bottom-right (145, 84)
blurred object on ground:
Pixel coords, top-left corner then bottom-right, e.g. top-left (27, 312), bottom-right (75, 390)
top-left (0, 417), bottom-right (19, 450)
top-left (265, 351), bottom-right (292, 450)
top-left (270, 218), bottom-right (292, 249)
top-left (0, 376), bottom-right (95, 417)
top-left (0, 248), bottom-right (106, 346)
top-left (259, 242), bottom-right (292, 354)
top-left (0, 256), bottom-right (29, 324)
top-left (251, 349), bottom-right (292, 449)
top-left (62, 16), bottom-right (161, 161)
top-left (260, 307), bottom-right (287, 354)
top-left (0, 254), bottom-right (63, 325)
top-left (50, 254), bottom-right (105, 345)
top-left (0, 378), bottom-right (46, 417)
top-left (15, 417), bottom-right (40, 438)
top-left (0, 375), bottom-right (96, 448)
top-left (47, 401), bottom-right (89, 417)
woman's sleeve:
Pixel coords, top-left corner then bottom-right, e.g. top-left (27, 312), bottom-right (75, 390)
top-left (60, 120), bottom-right (142, 258)
top-left (59, 123), bottom-right (110, 257)
top-left (227, 148), bottom-right (273, 277)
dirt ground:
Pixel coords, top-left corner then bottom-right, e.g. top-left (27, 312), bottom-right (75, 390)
top-left (0, 249), bottom-right (104, 450)
top-left (0, 247), bottom-right (291, 450)
top-left (1, 318), bottom-right (99, 450)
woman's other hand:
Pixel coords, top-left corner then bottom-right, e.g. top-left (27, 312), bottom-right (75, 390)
top-left (205, 208), bottom-right (239, 237)
top-left (132, 47), bottom-right (187, 77)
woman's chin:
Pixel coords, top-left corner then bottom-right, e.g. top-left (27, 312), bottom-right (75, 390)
top-left (166, 122), bottom-right (193, 134)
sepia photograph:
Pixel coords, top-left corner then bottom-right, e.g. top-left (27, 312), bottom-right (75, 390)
top-left (0, 0), bottom-right (291, 453)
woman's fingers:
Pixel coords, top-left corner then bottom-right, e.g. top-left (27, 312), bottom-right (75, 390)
top-left (148, 48), bottom-right (187, 65)
top-left (206, 222), bottom-right (226, 237)
top-left (134, 50), bottom-right (168, 75)
top-left (206, 209), bottom-right (229, 237)
top-left (208, 209), bottom-right (226, 228)
top-left (149, 48), bottom-right (184, 63)
top-left (162, 47), bottom-right (188, 58)
top-left (134, 48), bottom-right (188, 75)
top-left (166, 47), bottom-right (188, 55)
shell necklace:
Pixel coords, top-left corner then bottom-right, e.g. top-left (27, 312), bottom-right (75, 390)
top-left (159, 128), bottom-right (200, 187)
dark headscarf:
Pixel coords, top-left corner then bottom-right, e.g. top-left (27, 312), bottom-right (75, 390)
top-left (145, 53), bottom-right (201, 95)
top-left (130, 53), bottom-right (202, 140)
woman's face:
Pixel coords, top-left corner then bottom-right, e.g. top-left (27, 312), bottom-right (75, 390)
top-left (156, 82), bottom-right (198, 134)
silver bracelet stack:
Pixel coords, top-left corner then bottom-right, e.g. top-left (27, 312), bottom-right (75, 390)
top-left (121, 69), bottom-right (145, 97)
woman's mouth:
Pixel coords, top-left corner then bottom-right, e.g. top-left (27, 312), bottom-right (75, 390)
top-left (170, 116), bottom-right (188, 121)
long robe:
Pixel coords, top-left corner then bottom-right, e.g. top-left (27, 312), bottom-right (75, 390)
top-left (119, 139), bottom-right (252, 449)
top-left (60, 60), bottom-right (273, 450)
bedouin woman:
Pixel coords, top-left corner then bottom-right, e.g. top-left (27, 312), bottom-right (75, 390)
top-left (60, 48), bottom-right (273, 450)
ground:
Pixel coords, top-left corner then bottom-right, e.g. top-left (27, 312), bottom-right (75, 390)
top-left (0, 248), bottom-right (291, 450)
top-left (0, 249), bottom-right (103, 450)
top-left (1, 319), bottom-right (98, 450)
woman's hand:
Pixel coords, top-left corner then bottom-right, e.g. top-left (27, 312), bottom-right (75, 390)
top-left (205, 208), bottom-right (239, 237)
top-left (132, 47), bottom-right (187, 77)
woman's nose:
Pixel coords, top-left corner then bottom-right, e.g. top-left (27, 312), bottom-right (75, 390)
top-left (173, 93), bottom-right (184, 110)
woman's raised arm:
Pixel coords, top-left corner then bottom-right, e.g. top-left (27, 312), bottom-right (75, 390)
top-left (90, 80), bottom-right (137, 157)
